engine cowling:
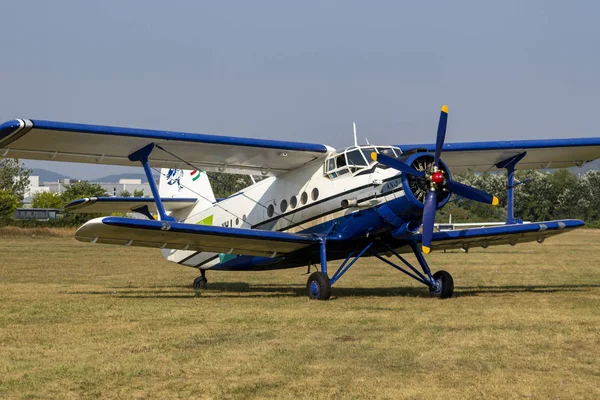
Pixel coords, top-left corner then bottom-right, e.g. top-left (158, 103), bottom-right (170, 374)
top-left (399, 153), bottom-right (452, 209)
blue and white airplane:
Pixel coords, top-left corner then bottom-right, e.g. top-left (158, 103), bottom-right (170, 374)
top-left (2, 106), bottom-right (599, 299)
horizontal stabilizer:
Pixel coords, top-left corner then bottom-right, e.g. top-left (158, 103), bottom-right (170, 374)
top-left (420, 219), bottom-right (584, 252)
top-left (75, 217), bottom-right (319, 257)
top-left (65, 197), bottom-right (197, 214)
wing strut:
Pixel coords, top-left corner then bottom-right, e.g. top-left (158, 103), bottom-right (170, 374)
top-left (496, 152), bottom-right (527, 224)
top-left (128, 143), bottom-right (176, 222)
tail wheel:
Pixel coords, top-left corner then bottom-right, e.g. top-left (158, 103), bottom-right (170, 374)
top-left (193, 276), bottom-right (208, 290)
top-left (306, 272), bottom-right (331, 300)
top-left (429, 270), bottom-right (454, 299)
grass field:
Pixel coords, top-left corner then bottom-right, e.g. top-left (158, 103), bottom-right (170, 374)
top-left (0, 230), bottom-right (599, 399)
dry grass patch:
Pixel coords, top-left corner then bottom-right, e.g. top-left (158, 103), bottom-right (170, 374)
top-left (0, 226), bottom-right (76, 237)
top-left (0, 230), bottom-right (598, 399)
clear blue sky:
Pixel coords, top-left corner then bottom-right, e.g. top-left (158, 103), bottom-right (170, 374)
top-left (1, 1), bottom-right (599, 178)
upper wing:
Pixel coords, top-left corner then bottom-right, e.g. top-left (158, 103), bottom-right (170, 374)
top-left (75, 216), bottom-right (319, 257)
top-left (398, 139), bottom-right (600, 173)
top-left (0, 119), bottom-right (332, 176)
top-left (415, 219), bottom-right (583, 252)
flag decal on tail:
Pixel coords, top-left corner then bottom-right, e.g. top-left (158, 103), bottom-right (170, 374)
top-left (190, 170), bottom-right (202, 181)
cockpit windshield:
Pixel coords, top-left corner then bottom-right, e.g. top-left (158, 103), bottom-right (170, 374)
top-left (324, 145), bottom-right (402, 178)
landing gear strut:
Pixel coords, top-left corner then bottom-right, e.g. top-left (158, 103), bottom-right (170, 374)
top-left (305, 238), bottom-right (455, 299)
top-left (193, 269), bottom-right (208, 290)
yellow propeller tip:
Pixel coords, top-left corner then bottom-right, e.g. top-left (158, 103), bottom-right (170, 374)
top-left (422, 246), bottom-right (431, 254)
top-left (370, 152), bottom-right (378, 161)
top-left (441, 105), bottom-right (449, 113)
top-left (492, 196), bottom-right (499, 206)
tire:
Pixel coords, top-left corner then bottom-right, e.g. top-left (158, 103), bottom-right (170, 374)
top-left (193, 276), bottom-right (208, 290)
top-left (306, 272), bottom-right (331, 300)
top-left (429, 270), bottom-right (454, 299)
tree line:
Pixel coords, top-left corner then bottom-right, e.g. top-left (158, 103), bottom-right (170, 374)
top-left (1, 158), bottom-right (599, 227)
top-left (441, 169), bottom-right (600, 226)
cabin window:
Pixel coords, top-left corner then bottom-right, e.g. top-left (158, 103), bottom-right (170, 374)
top-left (301, 192), bottom-right (308, 205)
top-left (312, 188), bottom-right (319, 201)
top-left (267, 204), bottom-right (275, 218)
top-left (290, 196), bottom-right (298, 209)
top-left (280, 199), bottom-right (288, 213)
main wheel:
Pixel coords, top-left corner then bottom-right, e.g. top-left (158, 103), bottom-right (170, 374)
top-left (306, 271), bottom-right (331, 300)
top-left (429, 270), bottom-right (454, 299)
top-left (193, 276), bottom-right (208, 290)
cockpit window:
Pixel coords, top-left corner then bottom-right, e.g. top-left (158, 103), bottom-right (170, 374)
top-left (327, 158), bottom-right (336, 171)
top-left (325, 145), bottom-right (402, 179)
top-left (360, 147), bottom-right (377, 164)
top-left (377, 147), bottom-right (398, 157)
top-left (346, 150), bottom-right (368, 172)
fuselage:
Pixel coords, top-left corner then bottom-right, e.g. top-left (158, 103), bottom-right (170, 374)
top-left (163, 145), bottom-right (445, 270)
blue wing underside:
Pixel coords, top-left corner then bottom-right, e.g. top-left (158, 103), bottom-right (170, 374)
top-left (74, 217), bottom-right (583, 270)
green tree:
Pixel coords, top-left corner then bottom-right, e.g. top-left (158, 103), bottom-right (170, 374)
top-left (207, 173), bottom-right (252, 198)
top-left (60, 181), bottom-right (109, 225)
top-left (61, 181), bottom-right (108, 203)
top-left (133, 189), bottom-right (145, 197)
top-left (0, 158), bottom-right (31, 201)
top-left (32, 192), bottom-right (64, 208)
top-left (119, 190), bottom-right (132, 197)
top-left (0, 189), bottom-right (20, 218)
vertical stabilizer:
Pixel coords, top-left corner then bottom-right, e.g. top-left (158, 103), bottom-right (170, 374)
top-left (159, 168), bottom-right (215, 209)
top-left (158, 168), bottom-right (219, 266)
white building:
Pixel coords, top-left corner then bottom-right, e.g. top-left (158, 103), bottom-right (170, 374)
top-left (24, 175), bottom-right (151, 204)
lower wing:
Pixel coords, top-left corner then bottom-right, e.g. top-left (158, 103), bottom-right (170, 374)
top-left (418, 219), bottom-right (583, 252)
top-left (75, 217), bottom-right (319, 257)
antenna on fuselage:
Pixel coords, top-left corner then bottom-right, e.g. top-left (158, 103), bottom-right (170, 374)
top-left (365, 138), bottom-right (370, 145)
top-left (353, 122), bottom-right (358, 147)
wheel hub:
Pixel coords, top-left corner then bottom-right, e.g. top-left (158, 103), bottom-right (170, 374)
top-left (310, 281), bottom-right (320, 297)
top-left (430, 279), bottom-right (442, 295)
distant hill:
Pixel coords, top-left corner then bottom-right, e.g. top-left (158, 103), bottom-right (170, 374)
top-left (31, 168), bottom-right (72, 182)
top-left (30, 169), bottom-right (158, 184)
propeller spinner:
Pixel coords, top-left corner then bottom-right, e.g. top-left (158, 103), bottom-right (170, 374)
top-left (373, 105), bottom-right (499, 254)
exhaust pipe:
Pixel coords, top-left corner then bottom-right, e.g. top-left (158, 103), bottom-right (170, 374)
top-left (392, 221), bottom-right (420, 238)
top-left (341, 198), bottom-right (358, 209)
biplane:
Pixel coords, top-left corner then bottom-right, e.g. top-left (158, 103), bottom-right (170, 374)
top-left (2, 106), bottom-right (599, 299)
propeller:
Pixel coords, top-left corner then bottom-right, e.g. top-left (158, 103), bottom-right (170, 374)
top-left (370, 152), bottom-right (425, 178)
top-left (374, 105), bottom-right (499, 254)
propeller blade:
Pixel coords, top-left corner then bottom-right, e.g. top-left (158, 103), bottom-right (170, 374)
top-left (447, 180), bottom-right (500, 206)
top-left (421, 190), bottom-right (437, 254)
top-left (434, 105), bottom-right (449, 167)
top-left (371, 152), bottom-right (426, 178)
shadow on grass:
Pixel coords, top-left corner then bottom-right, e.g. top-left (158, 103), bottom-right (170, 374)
top-left (454, 283), bottom-right (600, 297)
top-left (69, 282), bottom-right (428, 299)
top-left (67, 282), bottom-right (600, 299)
